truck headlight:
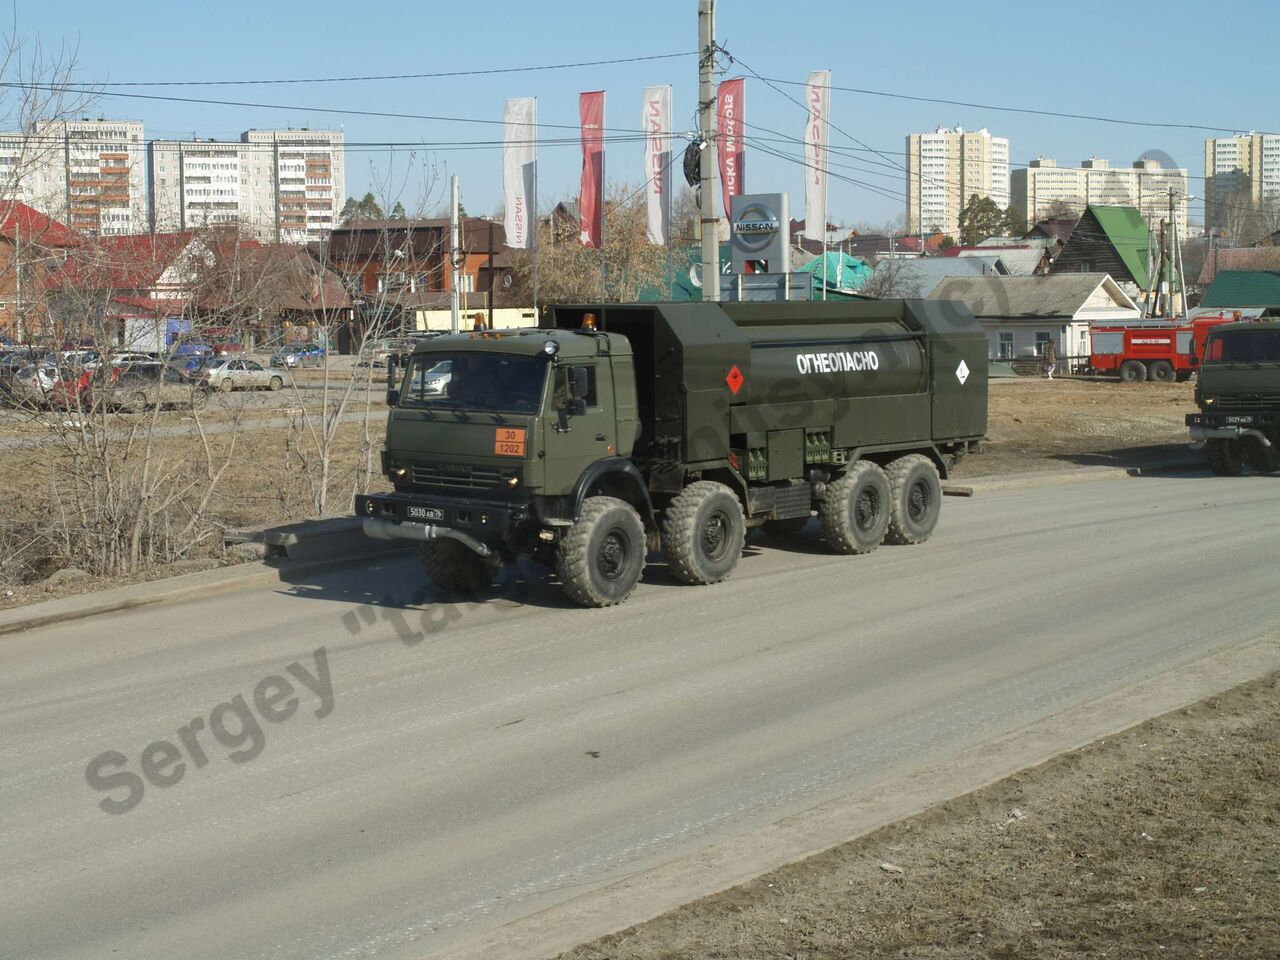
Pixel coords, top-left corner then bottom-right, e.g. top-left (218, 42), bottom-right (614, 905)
top-left (1203, 396), bottom-right (1216, 406)
top-left (505, 474), bottom-right (520, 488)
top-left (392, 465), bottom-right (407, 478)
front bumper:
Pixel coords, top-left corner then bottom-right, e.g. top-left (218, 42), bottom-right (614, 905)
top-left (354, 492), bottom-right (528, 554)
top-left (1186, 412), bottom-right (1275, 445)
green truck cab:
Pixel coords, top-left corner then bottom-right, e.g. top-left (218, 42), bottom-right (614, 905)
top-left (356, 300), bottom-right (988, 607)
top-left (1186, 319), bottom-right (1280, 475)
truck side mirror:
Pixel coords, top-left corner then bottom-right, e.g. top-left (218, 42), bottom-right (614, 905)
top-left (569, 366), bottom-right (590, 400)
top-left (566, 397), bottom-right (587, 417)
top-left (386, 355), bottom-right (399, 406)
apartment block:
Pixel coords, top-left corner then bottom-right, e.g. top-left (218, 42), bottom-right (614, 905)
top-left (1204, 131), bottom-right (1280, 232)
top-left (149, 129), bottom-right (344, 243)
top-left (1011, 157), bottom-right (1187, 239)
top-left (906, 126), bottom-right (1010, 237)
top-left (242, 129), bottom-right (344, 243)
top-left (0, 120), bottom-right (147, 236)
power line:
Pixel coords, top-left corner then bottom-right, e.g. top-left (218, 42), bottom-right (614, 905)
top-left (95, 52), bottom-right (698, 87)
top-left (752, 75), bottom-right (1247, 135)
top-left (0, 82), bottom-right (683, 138)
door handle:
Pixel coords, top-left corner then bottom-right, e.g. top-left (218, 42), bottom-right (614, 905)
top-left (595, 433), bottom-right (608, 442)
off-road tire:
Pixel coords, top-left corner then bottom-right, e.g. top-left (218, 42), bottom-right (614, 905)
top-left (555, 496), bottom-right (646, 607)
top-left (1243, 435), bottom-right (1280, 474)
top-left (1148, 360), bottom-right (1175, 383)
top-left (268, 376), bottom-right (283, 391)
top-left (661, 481), bottom-right (746, 585)
top-left (1119, 360), bottom-right (1147, 383)
top-left (884, 454), bottom-right (942, 545)
top-left (819, 460), bottom-right (891, 555)
top-left (1206, 438), bottom-right (1244, 476)
top-left (762, 516), bottom-right (810, 537)
top-left (420, 538), bottom-right (490, 595)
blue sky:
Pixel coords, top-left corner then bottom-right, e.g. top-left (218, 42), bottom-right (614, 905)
top-left (13, 0), bottom-right (1278, 229)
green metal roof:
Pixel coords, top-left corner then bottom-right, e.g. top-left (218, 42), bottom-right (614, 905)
top-left (1200, 270), bottom-right (1280, 308)
top-left (796, 252), bottom-right (873, 293)
top-left (1088, 205), bottom-right (1152, 289)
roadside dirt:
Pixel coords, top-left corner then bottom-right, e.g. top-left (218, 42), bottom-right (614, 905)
top-left (954, 376), bottom-right (1196, 478)
top-left (561, 669), bottom-right (1280, 960)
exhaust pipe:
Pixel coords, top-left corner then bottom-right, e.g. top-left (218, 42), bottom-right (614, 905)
top-left (361, 518), bottom-right (493, 558)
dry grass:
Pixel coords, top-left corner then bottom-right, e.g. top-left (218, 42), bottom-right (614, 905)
top-left (561, 671), bottom-right (1280, 960)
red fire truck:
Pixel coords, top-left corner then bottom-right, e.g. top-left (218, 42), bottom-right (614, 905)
top-left (1089, 313), bottom-right (1241, 382)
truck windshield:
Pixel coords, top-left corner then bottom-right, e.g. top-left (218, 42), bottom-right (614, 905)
top-left (1205, 330), bottom-right (1280, 363)
top-left (400, 352), bottom-right (546, 412)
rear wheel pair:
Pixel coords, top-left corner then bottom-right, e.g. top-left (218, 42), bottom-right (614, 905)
top-left (818, 455), bottom-right (941, 553)
top-left (1208, 436), bottom-right (1280, 476)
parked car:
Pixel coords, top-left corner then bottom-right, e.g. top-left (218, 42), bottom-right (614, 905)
top-left (199, 357), bottom-right (284, 392)
top-left (357, 337), bottom-right (415, 368)
top-left (414, 359), bottom-right (454, 396)
top-left (0, 352), bottom-right (39, 400)
top-left (8, 362), bottom-right (59, 406)
top-left (106, 364), bottom-right (209, 412)
top-left (170, 339), bottom-right (215, 361)
top-left (270, 342), bottom-right (326, 368)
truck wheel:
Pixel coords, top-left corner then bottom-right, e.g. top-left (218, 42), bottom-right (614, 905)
top-left (662, 481), bottom-right (746, 585)
top-left (762, 516), bottom-right (810, 537)
top-left (884, 454), bottom-right (942, 545)
top-left (268, 376), bottom-right (283, 391)
top-left (555, 496), bottom-right (646, 607)
top-left (1148, 360), bottom-right (1175, 383)
top-left (1206, 438), bottom-right (1244, 477)
top-left (819, 461), bottom-right (891, 555)
top-left (420, 539), bottom-right (490, 595)
top-left (1243, 436), bottom-right (1280, 474)
top-left (1119, 360), bottom-right (1147, 383)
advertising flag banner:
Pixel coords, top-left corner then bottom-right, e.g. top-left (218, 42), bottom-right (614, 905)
top-left (803, 70), bottom-right (830, 242)
top-left (502, 97), bottom-right (536, 249)
top-left (642, 84), bottom-right (672, 245)
top-left (716, 77), bottom-right (745, 218)
top-left (578, 91), bottom-right (606, 248)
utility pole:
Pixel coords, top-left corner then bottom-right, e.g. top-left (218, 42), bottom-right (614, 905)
top-left (449, 174), bottom-right (461, 334)
top-left (697, 0), bottom-right (720, 301)
top-left (486, 219), bottom-right (495, 330)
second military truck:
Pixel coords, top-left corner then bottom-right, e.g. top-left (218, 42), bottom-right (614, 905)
top-left (357, 300), bottom-right (988, 607)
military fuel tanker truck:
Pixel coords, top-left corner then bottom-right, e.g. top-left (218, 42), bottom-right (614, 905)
top-left (356, 300), bottom-right (988, 606)
top-left (1185, 318), bottom-right (1280, 475)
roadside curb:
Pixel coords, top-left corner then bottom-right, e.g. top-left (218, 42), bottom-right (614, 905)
top-left (954, 456), bottom-right (1203, 493)
top-left (0, 543), bottom-right (412, 638)
top-left (427, 633), bottom-right (1280, 960)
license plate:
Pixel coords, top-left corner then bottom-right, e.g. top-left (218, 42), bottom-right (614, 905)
top-left (494, 427), bottom-right (527, 457)
top-left (407, 505), bottom-right (444, 521)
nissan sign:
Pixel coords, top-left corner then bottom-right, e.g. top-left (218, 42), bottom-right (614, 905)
top-left (730, 192), bottom-right (790, 273)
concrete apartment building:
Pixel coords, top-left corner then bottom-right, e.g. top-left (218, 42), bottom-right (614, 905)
top-left (0, 120), bottom-right (147, 236)
top-left (1203, 132), bottom-right (1280, 233)
top-left (906, 126), bottom-right (1010, 237)
top-left (150, 129), bottom-right (344, 243)
top-left (1011, 157), bottom-right (1187, 239)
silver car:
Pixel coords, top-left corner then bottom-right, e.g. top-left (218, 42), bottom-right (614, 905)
top-left (200, 357), bottom-right (284, 392)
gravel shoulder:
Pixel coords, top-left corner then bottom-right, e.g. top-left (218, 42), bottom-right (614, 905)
top-left (559, 669), bottom-right (1280, 960)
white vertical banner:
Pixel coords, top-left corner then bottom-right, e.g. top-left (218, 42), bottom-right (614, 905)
top-left (642, 84), bottom-right (672, 245)
top-left (503, 97), bottom-right (537, 249)
top-left (803, 70), bottom-right (830, 243)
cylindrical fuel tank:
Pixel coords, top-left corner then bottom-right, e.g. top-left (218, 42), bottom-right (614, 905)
top-left (735, 320), bottom-right (926, 405)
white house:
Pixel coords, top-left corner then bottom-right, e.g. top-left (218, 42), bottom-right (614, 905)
top-left (927, 273), bottom-right (1141, 371)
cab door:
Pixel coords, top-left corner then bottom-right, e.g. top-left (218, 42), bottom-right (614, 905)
top-left (541, 361), bottom-right (617, 495)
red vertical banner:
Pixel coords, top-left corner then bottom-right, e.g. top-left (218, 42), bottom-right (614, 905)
top-left (578, 91), bottom-right (605, 248)
top-left (716, 77), bottom-right (745, 219)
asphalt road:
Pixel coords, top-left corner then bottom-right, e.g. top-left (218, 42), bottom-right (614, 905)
top-left (2, 472), bottom-right (1277, 959)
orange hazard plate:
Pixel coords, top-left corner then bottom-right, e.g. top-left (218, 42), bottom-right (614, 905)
top-left (494, 427), bottom-right (527, 456)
